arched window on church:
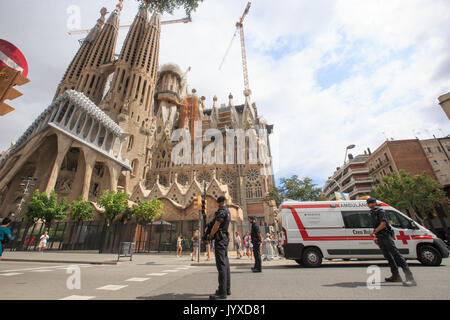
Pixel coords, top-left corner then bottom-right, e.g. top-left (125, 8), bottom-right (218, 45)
top-left (128, 135), bottom-right (134, 150)
top-left (131, 159), bottom-right (138, 176)
top-left (246, 182), bottom-right (253, 199)
top-left (255, 181), bottom-right (263, 198)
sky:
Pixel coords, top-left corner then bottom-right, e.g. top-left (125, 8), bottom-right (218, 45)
top-left (1, 0), bottom-right (449, 189)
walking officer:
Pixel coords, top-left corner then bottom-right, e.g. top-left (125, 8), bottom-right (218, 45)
top-left (208, 196), bottom-right (231, 300)
top-left (248, 216), bottom-right (264, 272)
top-left (367, 198), bottom-right (417, 286)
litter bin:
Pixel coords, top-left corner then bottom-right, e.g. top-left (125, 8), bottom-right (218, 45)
top-left (118, 242), bottom-right (135, 261)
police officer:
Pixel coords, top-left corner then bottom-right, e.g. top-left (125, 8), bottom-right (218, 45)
top-left (208, 196), bottom-right (231, 300)
top-left (248, 216), bottom-right (264, 273)
top-left (367, 198), bottom-right (417, 286)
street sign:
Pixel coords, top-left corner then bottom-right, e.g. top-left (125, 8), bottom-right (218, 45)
top-left (0, 39), bottom-right (28, 77)
top-left (0, 40), bottom-right (30, 116)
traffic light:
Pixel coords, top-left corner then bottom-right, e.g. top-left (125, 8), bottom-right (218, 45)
top-left (201, 198), bottom-right (207, 216)
top-left (193, 195), bottom-right (202, 210)
top-left (0, 65), bottom-right (30, 116)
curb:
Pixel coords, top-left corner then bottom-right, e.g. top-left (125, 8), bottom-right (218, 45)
top-left (2, 258), bottom-right (117, 265)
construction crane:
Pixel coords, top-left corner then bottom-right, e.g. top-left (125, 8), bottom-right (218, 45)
top-left (68, 16), bottom-right (192, 36)
top-left (219, 2), bottom-right (252, 93)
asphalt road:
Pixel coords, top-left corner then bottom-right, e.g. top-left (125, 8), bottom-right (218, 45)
top-left (1, 255), bottom-right (449, 300)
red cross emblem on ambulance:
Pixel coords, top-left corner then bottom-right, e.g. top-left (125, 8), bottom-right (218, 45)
top-left (396, 231), bottom-right (411, 244)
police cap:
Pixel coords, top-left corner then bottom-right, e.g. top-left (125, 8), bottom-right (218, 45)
top-left (366, 197), bottom-right (377, 204)
top-left (216, 196), bottom-right (227, 203)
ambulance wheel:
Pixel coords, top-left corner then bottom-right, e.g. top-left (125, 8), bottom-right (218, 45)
top-left (418, 245), bottom-right (442, 266)
top-left (295, 259), bottom-right (303, 265)
top-left (302, 248), bottom-right (322, 267)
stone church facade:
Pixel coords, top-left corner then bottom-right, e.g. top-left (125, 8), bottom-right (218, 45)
top-left (0, 2), bottom-right (277, 226)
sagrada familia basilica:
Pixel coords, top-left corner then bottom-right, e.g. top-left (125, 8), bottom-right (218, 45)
top-left (0, 1), bottom-right (277, 226)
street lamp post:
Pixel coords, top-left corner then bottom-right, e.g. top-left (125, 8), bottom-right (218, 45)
top-left (12, 176), bottom-right (37, 221)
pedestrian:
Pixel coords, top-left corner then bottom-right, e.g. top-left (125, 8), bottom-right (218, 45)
top-left (0, 217), bottom-right (13, 261)
top-left (208, 196), bottom-right (231, 300)
top-left (191, 230), bottom-right (199, 261)
top-left (248, 216), bottom-right (264, 272)
top-left (205, 238), bottom-right (211, 261)
top-left (38, 231), bottom-right (49, 253)
top-left (367, 198), bottom-right (417, 286)
top-left (263, 233), bottom-right (274, 261)
top-left (210, 239), bottom-right (215, 257)
top-left (235, 231), bottom-right (242, 259)
top-left (176, 234), bottom-right (183, 257)
top-left (244, 232), bottom-right (252, 259)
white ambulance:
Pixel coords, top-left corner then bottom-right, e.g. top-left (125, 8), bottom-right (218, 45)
top-left (279, 200), bottom-right (449, 267)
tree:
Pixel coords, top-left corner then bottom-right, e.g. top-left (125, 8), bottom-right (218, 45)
top-left (132, 198), bottom-right (164, 223)
top-left (98, 190), bottom-right (130, 226)
top-left (269, 185), bottom-right (282, 207)
top-left (371, 170), bottom-right (446, 225)
top-left (25, 190), bottom-right (68, 228)
top-left (138, 0), bottom-right (204, 15)
top-left (277, 175), bottom-right (323, 202)
top-left (69, 197), bottom-right (94, 222)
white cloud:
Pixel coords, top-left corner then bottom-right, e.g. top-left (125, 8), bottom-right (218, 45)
top-left (1, 0), bottom-right (449, 188)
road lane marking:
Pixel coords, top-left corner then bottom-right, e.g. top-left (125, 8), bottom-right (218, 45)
top-left (96, 285), bottom-right (128, 291)
top-left (125, 277), bottom-right (150, 282)
top-left (0, 265), bottom-right (68, 273)
top-left (60, 295), bottom-right (96, 300)
top-left (175, 267), bottom-right (190, 270)
top-left (0, 273), bottom-right (24, 276)
top-left (146, 273), bottom-right (168, 276)
top-left (162, 270), bottom-right (179, 273)
top-left (30, 270), bottom-right (52, 273)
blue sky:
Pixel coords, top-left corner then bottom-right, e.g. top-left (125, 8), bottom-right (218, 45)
top-left (1, 0), bottom-right (449, 190)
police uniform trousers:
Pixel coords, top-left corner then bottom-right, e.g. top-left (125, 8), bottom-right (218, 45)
top-left (252, 241), bottom-right (262, 271)
top-left (214, 236), bottom-right (230, 294)
top-left (377, 233), bottom-right (410, 275)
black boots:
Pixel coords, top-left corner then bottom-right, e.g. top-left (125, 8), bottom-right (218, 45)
top-left (385, 273), bottom-right (403, 282)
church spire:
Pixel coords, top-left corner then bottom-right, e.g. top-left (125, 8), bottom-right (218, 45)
top-left (53, 7), bottom-right (107, 101)
top-left (76, 2), bottom-right (122, 104)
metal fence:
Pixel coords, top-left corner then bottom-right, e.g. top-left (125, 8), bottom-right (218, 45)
top-left (3, 220), bottom-right (258, 253)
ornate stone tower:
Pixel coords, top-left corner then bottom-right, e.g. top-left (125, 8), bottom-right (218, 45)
top-left (75, 3), bottom-right (122, 105)
top-left (53, 8), bottom-right (108, 100)
top-left (99, 6), bottom-right (161, 194)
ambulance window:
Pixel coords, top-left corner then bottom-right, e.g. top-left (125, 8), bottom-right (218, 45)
top-left (341, 211), bottom-right (373, 228)
top-left (385, 210), bottom-right (410, 229)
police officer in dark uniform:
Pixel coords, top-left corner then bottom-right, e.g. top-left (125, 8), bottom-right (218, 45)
top-left (367, 198), bottom-right (417, 286)
top-left (208, 196), bottom-right (231, 300)
top-left (248, 216), bottom-right (264, 272)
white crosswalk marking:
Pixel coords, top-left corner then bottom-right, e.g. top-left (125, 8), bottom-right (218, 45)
top-left (96, 285), bottom-right (128, 291)
top-left (146, 272), bottom-right (168, 276)
top-left (125, 277), bottom-right (150, 282)
top-left (30, 270), bottom-right (52, 273)
top-left (60, 295), bottom-right (96, 300)
top-left (162, 270), bottom-right (179, 273)
top-left (0, 273), bottom-right (24, 276)
top-left (175, 267), bottom-right (190, 270)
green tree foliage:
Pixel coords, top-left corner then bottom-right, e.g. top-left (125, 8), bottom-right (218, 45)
top-left (25, 190), bottom-right (68, 227)
top-left (69, 197), bottom-right (94, 222)
top-left (132, 198), bottom-right (164, 223)
top-left (99, 190), bottom-right (130, 225)
top-left (371, 170), bottom-right (446, 223)
top-left (274, 175), bottom-right (324, 202)
top-left (138, 0), bottom-right (204, 15)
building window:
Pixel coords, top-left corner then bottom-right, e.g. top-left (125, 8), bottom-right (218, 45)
top-left (434, 160), bottom-right (439, 165)
top-left (389, 165), bottom-right (393, 173)
top-left (246, 182), bottom-right (253, 199)
top-left (255, 181), bottom-right (263, 198)
top-left (427, 147), bottom-right (432, 153)
top-left (437, 146), bottom-right (442, 153)
top-left (127, 135), bottom-right (134, 150)
top-left (445, 160), bottom-right (448, 165)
